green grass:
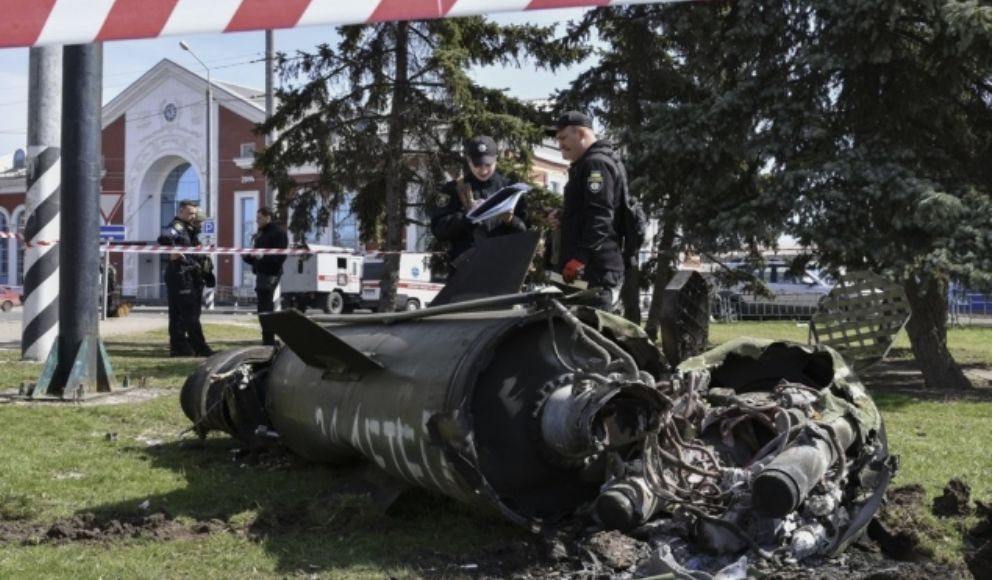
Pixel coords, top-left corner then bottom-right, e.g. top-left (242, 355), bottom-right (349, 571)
top-left (0, 320), bottom-right (988, 578)
top-left (708, 320), bottom-right (992, 365)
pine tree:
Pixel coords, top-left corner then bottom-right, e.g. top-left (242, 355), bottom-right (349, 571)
top-left (256, 18), bottom-right (583, 311)
top-left (589, 0), bottom-right (989, 387)
top-left (556, 3), bottom-right (784, 334)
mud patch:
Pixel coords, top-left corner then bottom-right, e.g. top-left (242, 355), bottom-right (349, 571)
top-left (0, 512), bottom-right (206, 546)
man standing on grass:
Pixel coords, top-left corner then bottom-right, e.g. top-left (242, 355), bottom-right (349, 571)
top-left (545, 111), bottom-right (626, 313)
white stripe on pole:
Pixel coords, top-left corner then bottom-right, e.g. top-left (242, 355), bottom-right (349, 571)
top-left (35, 0), bottom-right (118, 47)
top-left (160, 0), bottom-right (246, 37)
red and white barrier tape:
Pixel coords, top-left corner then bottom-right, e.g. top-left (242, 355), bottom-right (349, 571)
top-left (1, 232), bottom-right (442, 256)
top-left (2, 0), bottom-right (687, 49)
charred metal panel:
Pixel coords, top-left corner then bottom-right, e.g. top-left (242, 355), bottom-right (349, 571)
top-left (659, 270), bottom-right (711, 367)
top-left (430, 231), bottom-right (540, 307)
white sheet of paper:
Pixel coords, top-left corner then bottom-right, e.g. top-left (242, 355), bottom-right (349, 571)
top-left (466, 184), bottom-right (530, 223)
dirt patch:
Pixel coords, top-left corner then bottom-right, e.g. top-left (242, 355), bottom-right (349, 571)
top-left (0, 511), bottom-right (210, 547)
top-left (0, 479), bottom-right (982, 580)
top-left (860, 361), bottom-right (992, 401)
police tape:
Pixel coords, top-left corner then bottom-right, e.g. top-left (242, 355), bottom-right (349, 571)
top-left (0, 233), bottom-right (442, 256)
top-left (0, 231), bottom-right (58, 247)
top-left (101, 244), bottom-right (359, 256)
top-left (98, 245), bottom-right (448, 256)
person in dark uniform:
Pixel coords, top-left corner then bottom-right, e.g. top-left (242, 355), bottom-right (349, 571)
top-left (161, 199), bottom-right (213, 357)
top-left (242, 206), bottom-right (288, 346)
top-left (545, 111), bottom-right (625, 312)
top-left (431, 135), bottom-right (529, 271)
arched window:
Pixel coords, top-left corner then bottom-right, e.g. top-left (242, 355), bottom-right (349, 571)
top-left (159, 163), bottom-right (200, 230)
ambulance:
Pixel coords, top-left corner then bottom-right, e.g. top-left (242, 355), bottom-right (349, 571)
top-left (359, 252), bottom-right (446, 311)
top-left (279, 245), bottom-right (363, 314)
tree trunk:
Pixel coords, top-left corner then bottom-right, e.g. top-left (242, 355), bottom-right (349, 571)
top-left (902, 277), bottom-right (972, 390)
top-left (618, 5), bottom-right (649, 326)
top-left (643, 217), bottom-right (678, 342)
top-left (379, 22), bottom-right (409, 314)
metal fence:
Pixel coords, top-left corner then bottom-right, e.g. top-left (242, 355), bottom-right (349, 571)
top-left (948, 292), bottom-right (993, 326)
top-left (711, 292), bottom-right (823, 322)
top-left (123, 284), bottom-right (258, 308)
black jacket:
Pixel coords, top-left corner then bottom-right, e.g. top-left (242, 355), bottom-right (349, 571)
top-left (558, 140), bottom-right (625, 274)
top-left (242, 221), bottom-right (288, 276)
top-left (430, 171), bottom-right (528, 263)
top-left (161, 217), bottom-right (201, 284)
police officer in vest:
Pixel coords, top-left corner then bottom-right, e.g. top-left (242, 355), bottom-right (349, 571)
top-left (431, 135), bottom-right (529, 271)
top-left (161, 199), bottom-right (213, 357)
top-left (545, 111), bottom-right (626, 312)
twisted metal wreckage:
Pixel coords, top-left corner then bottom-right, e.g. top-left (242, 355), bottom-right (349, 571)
top-left (181, 233), bottom-right (907, 579)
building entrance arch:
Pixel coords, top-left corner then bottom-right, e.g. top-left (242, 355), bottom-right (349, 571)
top-left (131, 155), bottom-right (201, 300)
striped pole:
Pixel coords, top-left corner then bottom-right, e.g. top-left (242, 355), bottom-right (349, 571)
top-left (21, 46), bottom-right (62, 362)
top-left (204, 286), bottom-right (215, 310)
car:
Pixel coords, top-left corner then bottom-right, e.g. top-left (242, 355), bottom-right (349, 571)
top-left (0, 285), bottom-right (22, 312)
top-left (710, 260), bottom-right (834, 320)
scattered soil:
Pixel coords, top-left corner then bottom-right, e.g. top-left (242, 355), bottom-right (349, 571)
top-left (0, 477), bottom-right (984, 580)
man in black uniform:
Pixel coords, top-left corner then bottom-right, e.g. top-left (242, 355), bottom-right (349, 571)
top-left (161, 199), bottom-right (213, 357)
top-left (431, 135), bottom-right (528, 271)
top-left (545, 111), bottom-right (625, 312)
top-left (242, 206), bottom-right (288, 346)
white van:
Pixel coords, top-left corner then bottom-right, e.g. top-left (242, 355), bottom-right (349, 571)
top-left (360, 252), bottom-right (445, 311)
top-left (279, 246), bottom-right (363, 314)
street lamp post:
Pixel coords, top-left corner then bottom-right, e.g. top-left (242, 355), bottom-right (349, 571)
top-left (179, 41), bottom-right (212, 218)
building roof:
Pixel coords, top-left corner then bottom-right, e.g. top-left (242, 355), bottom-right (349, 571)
top-left (102, 58), bottom-right (268, 127)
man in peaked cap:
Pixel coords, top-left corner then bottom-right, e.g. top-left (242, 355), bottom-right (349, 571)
top-left (160, 199), bottom-right (213, 357)
top-left (544, 111), bottom-right (626, 313)
top-left (431, 135), bottom-right (529, 271)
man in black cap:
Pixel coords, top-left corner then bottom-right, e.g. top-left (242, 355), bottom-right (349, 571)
top-left (160, 199), bottom-right (214, 357)
top-left (431, 135), bottom-right (529, 271)
top-left (545, 111), bottom-right (626, 313)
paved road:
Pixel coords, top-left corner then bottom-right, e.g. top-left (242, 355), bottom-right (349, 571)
top-left (0, 306), bottom-right (259, 351)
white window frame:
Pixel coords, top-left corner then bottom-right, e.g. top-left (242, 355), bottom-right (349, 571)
top-left (233, 190), bottom-right (259, 293)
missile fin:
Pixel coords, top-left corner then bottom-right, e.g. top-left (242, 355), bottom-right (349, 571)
top-left (259, 310), bottom-right (384, 374)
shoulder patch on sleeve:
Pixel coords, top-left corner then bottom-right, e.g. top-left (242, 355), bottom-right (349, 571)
top-left (587, 170), bottom-right (603, 194)
top-left (436, 193), bottom-right (451, 208)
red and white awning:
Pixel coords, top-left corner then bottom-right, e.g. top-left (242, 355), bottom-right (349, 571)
top-left (2, 0), bottom-right (689, 49)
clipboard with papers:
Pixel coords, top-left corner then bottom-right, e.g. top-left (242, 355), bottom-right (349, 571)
top-left (466, 183), bottom-right (531, 223)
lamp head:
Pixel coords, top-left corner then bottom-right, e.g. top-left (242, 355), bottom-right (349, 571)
top-left (179, 41), bottom-right (191, 51)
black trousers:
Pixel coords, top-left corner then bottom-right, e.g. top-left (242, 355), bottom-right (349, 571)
top-left (256, 288), bottom-right (276, 345)
top-left (166, 277), bottom-right (211, 355)
top-left (580, 268), bottom-right (624, 314)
